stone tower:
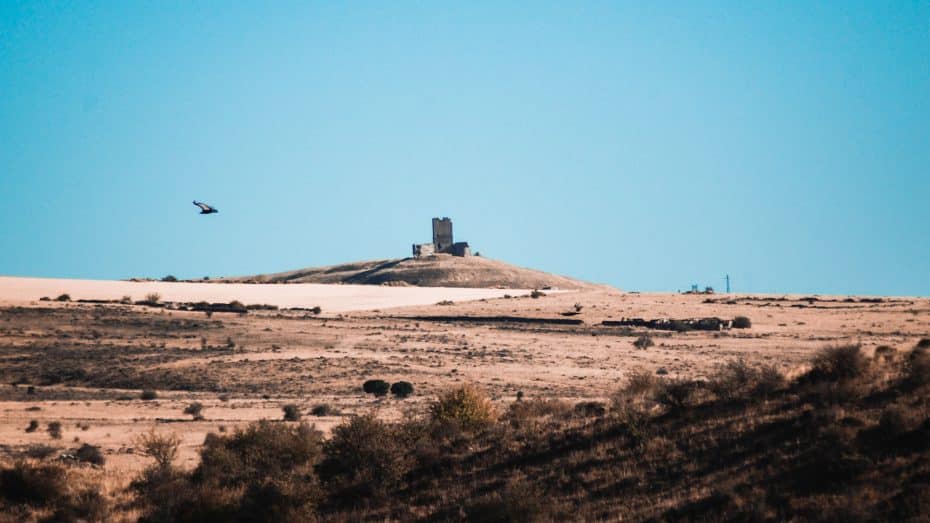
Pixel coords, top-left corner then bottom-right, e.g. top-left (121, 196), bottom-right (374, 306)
top-left (432, 218), bottom-right (453, 252)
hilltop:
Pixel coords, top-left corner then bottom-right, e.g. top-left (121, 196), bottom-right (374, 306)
top-left (221, 254), bottom-right (594, 289)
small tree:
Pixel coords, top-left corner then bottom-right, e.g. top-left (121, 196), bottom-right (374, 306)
top-left (135, 429), bottom-right (181, 470)
top-left (390, 381), bottom-right (414, 398)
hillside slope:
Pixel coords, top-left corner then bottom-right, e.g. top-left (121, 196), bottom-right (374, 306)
top-left (223, 254), bottom-right (594, 289)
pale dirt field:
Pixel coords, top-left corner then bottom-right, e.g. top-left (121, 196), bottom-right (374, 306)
top-left (0, 278), bottom-right (928, 490)
top-left (0, 276), bottom-right (542, 312)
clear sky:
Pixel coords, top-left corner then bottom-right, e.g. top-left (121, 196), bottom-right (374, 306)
top-left (1, 1), bottom-right (928, 295)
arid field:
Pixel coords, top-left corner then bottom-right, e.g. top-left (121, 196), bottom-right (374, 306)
top-left (0, 276), bottom-right (928, 521)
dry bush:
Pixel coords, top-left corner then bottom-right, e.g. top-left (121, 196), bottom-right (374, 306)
top-left (904, 346), bottom-right (930, 388)
top-left (144, 292), bottom-right (161, 304)
top-left (530, 289), bottom-right (546, 298)
top-left (184, 402), bottom-right (205, 420)
top-left (633, 335), bottom-right (654, 350)
top-left (464, 478), bottom-right (553, 522)
top-left (74, 444), bottom-right (105, 466)
top-left (0, 460), bottom-right (68, 506)
top-left (282, 404), bottom-right (301, 421)
top-left (754, 364), bottom-right (786, 396)
top-left (135, 429), bottom-right (181, 470)
top-left (731, 316), bottom-right (752, 329)
top-left (55, 294), bottom-right (71, 302)
top-left (310, 404), bottom-right (337, 417)
top-left (195, 420), bottom-right (322, 487)
top-left (654, 379), bottom-right (702, 410)
top-left (707, 359), bottom-right (757, 401)
top-left (318, 414), bottom-right (409, 501)
top-left (24, 445), bottom-right (57, 460)
top-left (140, 389), bottom-right (158, 401)
top-left (809, 345), bottom-right (869, 381)
top-left (430, 384), bottom-right (498, 431)
top-left (507, 398), bottom-right (572, 422)
top-left (47, 421), bottom-right (62, 440)
top-left (25, 420), bottom-right (38, 433)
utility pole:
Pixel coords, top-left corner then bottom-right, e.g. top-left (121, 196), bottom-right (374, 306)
top-left (725, 274), bottom-right (731, 293)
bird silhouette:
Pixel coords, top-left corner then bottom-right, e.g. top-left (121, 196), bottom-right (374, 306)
top-left (193, 201), bottom-right (218, 214)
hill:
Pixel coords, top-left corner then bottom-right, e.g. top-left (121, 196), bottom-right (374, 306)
top-left (222, 254), bottom-right (593, 289)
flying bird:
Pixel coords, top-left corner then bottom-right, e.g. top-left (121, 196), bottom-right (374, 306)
top-left (193, 201), bottom-right (218, 214)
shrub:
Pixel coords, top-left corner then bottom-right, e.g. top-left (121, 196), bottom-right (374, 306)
top-left (707, 359), bottom-right (757, 401)
top-left (904, 346), bottom-right (930, 388)
top-left (916, 338), bottom-right (930, 349)
top-left (633, 335), bottom-right (654, 350)
top-left (809, 345), bottom-right (869, 381)
top-left (654, 379), bottom-right (701, 410)
top-left (363, 379), bottom-right (390, 396)
top-left (75, 444), bottom-right (105, 466)
top-left (195, 420), bottom-right (322, 487)
top-left (310, 404), bottom-right (336, 417)
top-left (120, 295), bottom-right (132, 304)
top-left (140, 389), bottom-right (158, 400)
top-left (732, 316), bottom-right (752, 329)
top-left (135, 429), bottom-right (181, 470)
top-left (55, 294), bottom-right (71, 302)
top-left (47, 421), bottom-right (62, 439)
top-left (25, 420), bottom-right (39, 433)
top-left (144, 292), bottom-right (161, 304)
top-left (754, 364), bottom-right (786, 396)
top-left (161, 275), bottom-right (178, 282)
top-left (318, 414), bottom-right (408, 499)
top-left (0, 461), bottom-right (68, 506)
top-left (529, 289), bottom-right (545, 299)
top-left (507, 398), bottom-right (572, 422)
top-left (282, 404), bottom-right (301, 421)
top-left (24, 445), bottom-right (57, 460)
top-left (430, 383), bottom-right (498, 431)
top-left (184, 402), bottom-right (205, 420)
top-left (390, 381), bottom-right (414, 398)
top-left (310, 306), bottom-right (322, 315)
top-left (574, 401), bottom-right (607, 417)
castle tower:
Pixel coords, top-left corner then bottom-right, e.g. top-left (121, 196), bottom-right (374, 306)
top-left (432, 217), bottom-right (453, 252)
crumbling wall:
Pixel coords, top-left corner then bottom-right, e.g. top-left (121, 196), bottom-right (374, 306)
top-left (412, 243), bottom-right (435, 257)
top-left (445, 242), bottom-right (471, 257)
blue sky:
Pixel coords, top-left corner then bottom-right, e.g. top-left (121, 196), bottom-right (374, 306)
top-left (1, 1), bottom-right (928, 295)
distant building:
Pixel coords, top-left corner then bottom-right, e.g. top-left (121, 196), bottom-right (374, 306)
top-left (412, 217), bottom-right (471, 257)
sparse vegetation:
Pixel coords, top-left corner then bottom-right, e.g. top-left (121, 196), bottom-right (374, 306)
top-left (808, 344), bottom-right (869, 381)
top-left (135, 429), bottom-right (181, 470)
top-left (311, 404), bottom-right (337, 417)
top-left (46, 421), bottom-right (62, 439)
top-left (55, 294), bottom-right (71, 302)
top-left (143, 292), bottom-right (161, 304)
top-left (529, 289), bottom-right (545, 299)
top-left (74, 443), bottom-right (105, 466)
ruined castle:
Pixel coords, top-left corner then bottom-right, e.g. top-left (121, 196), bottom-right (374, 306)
top-left (412, 217), bottom-right (471, 257)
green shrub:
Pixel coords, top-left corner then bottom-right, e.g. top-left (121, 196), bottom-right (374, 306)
top-left (390, 381), bottom-right (414, 398)
top-left (430, 384), bottom-right (498, 431)
top-left (363, 379), bottom-right (390, 396)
